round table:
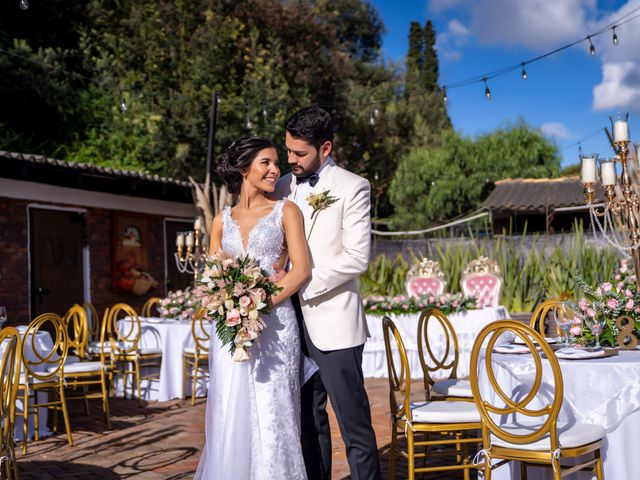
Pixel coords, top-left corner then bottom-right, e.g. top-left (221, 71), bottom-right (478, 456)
top-left (478, 349), bottom-right (640, 480)
top-left (115, 318), bottom-right (209, 402)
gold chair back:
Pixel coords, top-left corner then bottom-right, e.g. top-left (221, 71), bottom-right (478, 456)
top-left (106, 303), bottom-right (141, 357)
top-left (470, 320), bottom-right (564, 447)
top-left (22, 313), bottom-right (68, 382)
top-left (191, 307), bottom-right (211, 353)
top-left (417, 308), bottom-right (460, 399)
top-left (141, 297), bottom-right (161, 318)
top-left (529, 293), bottom-right (572, 336)
top-left (382, 316), bottom-right (412, 422)
top-left (0, 327), bottom-right (21, 478)
top-left (63, 304), bottom-right (90, 359)
top-left (83, 302), bottom-right (101, 342)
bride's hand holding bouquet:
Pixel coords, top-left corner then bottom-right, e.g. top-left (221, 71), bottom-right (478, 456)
top-left (192, 250), bottom-right (282, 361)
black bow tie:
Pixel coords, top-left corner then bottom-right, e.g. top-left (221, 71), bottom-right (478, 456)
top-left (296, 172), bottom-right (319, 187)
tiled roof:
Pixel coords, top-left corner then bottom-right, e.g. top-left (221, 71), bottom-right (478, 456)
top-left (0, 151), bottom-right (190, 187)
top-left (483, 176), bottom-right (604, 213)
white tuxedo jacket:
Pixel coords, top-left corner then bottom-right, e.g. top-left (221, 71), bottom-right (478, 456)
top-left (274, 161), bottom-right (371, 351)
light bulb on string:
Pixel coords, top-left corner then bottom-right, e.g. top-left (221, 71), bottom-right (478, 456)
top-left (369, 108), bottom-right (380, 126)
top-left (588, 36), bottom-right (596, 56)
top-left (262, 107), bottom-right (267, 121)
top-left (19, 0), bottom-right (29, 10)
top-left (245, 111), bottom-right (254, 130)
top-left (119, 93), bottom-right (128, 112)
top-left (483, 78), bottom-right (492, 100)
top-left (442, 87), bottom-right (448, 102)
top-left (521, 63), bottom-right (527, 80)
top-left (612, 27), bottom-right (619, 46)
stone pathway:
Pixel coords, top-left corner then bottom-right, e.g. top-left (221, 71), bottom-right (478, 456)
top-left (17, 379), bottom-right (477, 479)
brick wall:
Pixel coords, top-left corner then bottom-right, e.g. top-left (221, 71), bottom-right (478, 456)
top-left (0, 196), bottom-right (168, 325)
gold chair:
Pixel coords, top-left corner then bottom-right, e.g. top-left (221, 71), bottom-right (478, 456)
top-left (182, 308), bottom-right (211, 405)
top-left (106, 304), bottom-right (162, 406)
top-left (61, 305), bottom-right (111, 429)
top-left (469, 320), bottom-right (605, 480)
top-left (529, 293), bottom-right (572, 337)
top-left (383, 316), bottom-right (481, 480)
top-left (18, 313), bottom-right (73, 454)
top-left (0, 327), bottom-right (22, 479)
top-left (417, 308), bottom-right (473, 401)
top-left (141, 297), bottom-right (161, 318)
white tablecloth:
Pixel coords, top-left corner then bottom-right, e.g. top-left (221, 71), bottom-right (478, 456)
top-left (362, 306), bottom-right (511, 379)
top-left (479, 350), bottom-right (640, 480)
top-left (115, 318), bottom-right (208, 402)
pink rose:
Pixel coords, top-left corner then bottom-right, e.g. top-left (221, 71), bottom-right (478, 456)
top-left (216, 279), bottom-right (227, 289)
top-left (452, 301), bottom-right (459, 308)
top-left (225, 309), bottom-right (241, 326)
top-left (586, 308), bottom-right (596, 318)
top-left (402, 304), bottom-right (409, 310)
top-left (428, 296), bottom-right (435, 303)
top-left (370, 305), bottom-right (378, 311)
top-left (578, 298), bottom-right (588, 311)
top-left (596, 287), bottom-right (602, 296)
top-left (607, 298), bottom-right (618, 309)
top-left (239, 296), bottom-right (252, 308)
top-left (615, 274), bottom-right (622, 280)
top-left (601, 282), bottom-right (612, 292)
top-left (625, 289), bottom-right (633, 298)
top-left (570, 325), bottom-right (582, 336)
top-left (233, 282), bottom-right (245, 296)
top-left (626, 299), bottom-right (635, 310)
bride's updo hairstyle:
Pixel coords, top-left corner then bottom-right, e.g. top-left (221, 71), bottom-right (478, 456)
top-left (218, 136), bottom-right (276, 195)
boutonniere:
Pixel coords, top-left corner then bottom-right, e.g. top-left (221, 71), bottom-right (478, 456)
top-left (305, 190), bottom-right (338, 237)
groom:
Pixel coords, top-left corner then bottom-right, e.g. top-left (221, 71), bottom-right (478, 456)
top-left (274, 105), bottom-right (380, 480)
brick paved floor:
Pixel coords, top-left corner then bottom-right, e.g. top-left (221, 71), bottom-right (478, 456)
top-left (17, 379), bottom-right (478, 479)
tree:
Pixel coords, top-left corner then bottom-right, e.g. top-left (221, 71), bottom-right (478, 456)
top-left (389, 121), bottom-right (561, 228)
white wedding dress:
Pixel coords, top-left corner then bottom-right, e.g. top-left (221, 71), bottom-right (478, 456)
top-left (194, 200), bottom-right (307, 480)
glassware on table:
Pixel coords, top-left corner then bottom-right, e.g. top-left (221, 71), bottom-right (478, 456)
top-left (585, 313), bottom-right (604, 350)
top-left (0, 306), bottom-right (6, 326)
top-left (554, 302), bottom-right (575, 348)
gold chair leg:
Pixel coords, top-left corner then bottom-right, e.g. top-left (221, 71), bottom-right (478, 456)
top-left (182, 355), bottom-right (187, 400)
top-left (83, 384), bottom-right (90, 414)
top-left (407, 429), bottom-right (415, 480)
top-left (595, 449), bottom-right (604, 480)
top-left (22, 388), bottom-right (29, 455)
top-left (134, 358), bottom-right (142, 407)
top-left (192, 357), bottom-right (198, 406)
top-left (58, 384), bottom-right (73, 447)
top-left (388, 422), bottom-right (398, 480)
top-left (101, 372), bottom-right (112, 429)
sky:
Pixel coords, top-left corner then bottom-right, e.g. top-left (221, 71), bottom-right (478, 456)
top-left (369, 0), bottom-right (640, 168)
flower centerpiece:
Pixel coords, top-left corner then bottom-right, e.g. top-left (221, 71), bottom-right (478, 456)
top-left (191, 251), bottom-right (281, 361)
top-left (363, 292), bottom-right (477, 316)
top-left (572, 275), bottom-right (640, 346)
top-left (158, 287), bottom-right (197, 321)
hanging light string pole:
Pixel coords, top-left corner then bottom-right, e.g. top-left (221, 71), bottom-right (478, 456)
top-left (581, 113), bottom-right (640, 288)
top-left (205, 89), bottom-right (219, 180)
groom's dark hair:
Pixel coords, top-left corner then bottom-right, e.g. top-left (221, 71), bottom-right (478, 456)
top-left (285, 105), bottom-right (334, 150)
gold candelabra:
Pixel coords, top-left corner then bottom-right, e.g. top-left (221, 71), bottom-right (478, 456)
top-left (175, 219), bottom-right (206, 286)
top-left (581, 112), bottom-right (640, 288)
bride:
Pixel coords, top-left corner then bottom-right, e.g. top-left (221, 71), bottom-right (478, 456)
top-left (194, 136), bottom-right (310, 479)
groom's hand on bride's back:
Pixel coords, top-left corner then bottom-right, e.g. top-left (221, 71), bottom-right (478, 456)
top-left (270, 263), bottom-right (285, 283)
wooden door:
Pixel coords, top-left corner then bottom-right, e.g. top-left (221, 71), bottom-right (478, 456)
top-left (164, 220), bottom-right (194, 293)
top-left (30, 209), bottom-right (85, 317)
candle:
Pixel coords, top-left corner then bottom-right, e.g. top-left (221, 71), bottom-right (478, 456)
top-left (613, 120), bottom-right (629, 142)
top-left (194, 217), bottom-right (202, 231)
top-left (185, 232), bottom-right (194, 247)
top-left (601, 160), bottom-right (616, 186)
top-left (176, 233), bottom-right (185, 247)
top-left (580, 154), bottom-right (597, 183)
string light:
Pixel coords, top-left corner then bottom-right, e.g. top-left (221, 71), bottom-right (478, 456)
top-left (612, 26), bottom-right (619, 45)
top-left (245, 110), bottom-right (253, 130)
top-left (119, 92), bottom-right (128, 112)
top-left (521, 63), bottom-right (527, 80)
top-left (483, 78), bottom-right (491, 100)
top-left (442, 87), bottom-right (448, 103)
top-left (369, 108), bottom-right (380, 126)
top-left (262, 107), bottom-right (267, 121)
top-left (588, 35), bottom-right (596, 56)
top-left (19, 0), bottom-right (29, 10)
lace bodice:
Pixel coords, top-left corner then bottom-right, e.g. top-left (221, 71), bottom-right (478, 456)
top-left (221, 200), bottom-right (285, 276)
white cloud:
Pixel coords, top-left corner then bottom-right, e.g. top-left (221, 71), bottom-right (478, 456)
top-left (541, 122), bottom-right (573, 140)
top-left (447, 18), bottom-right (471, 39)
top-left (428, 0), bottom-right (470, 14)
top-left (437, 18), bottom-right (472, 62)
top-left (593, 62), bottom-right (640, 111)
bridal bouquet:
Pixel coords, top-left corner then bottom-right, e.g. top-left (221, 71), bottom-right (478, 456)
top-left (191, 251), bottom-right (281, 361)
